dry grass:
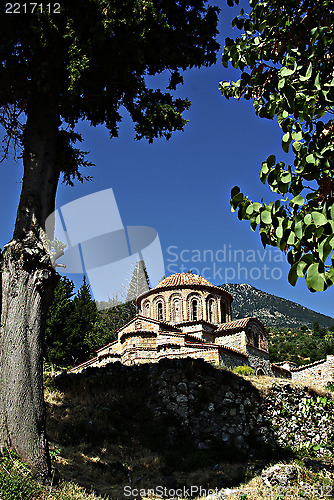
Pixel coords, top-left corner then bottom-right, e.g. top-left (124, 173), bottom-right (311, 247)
top-left (238, 373), bottom-right (334, 399)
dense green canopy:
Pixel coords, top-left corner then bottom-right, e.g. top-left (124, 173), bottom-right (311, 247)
top-left (0, 0), bottom-right (219, 180)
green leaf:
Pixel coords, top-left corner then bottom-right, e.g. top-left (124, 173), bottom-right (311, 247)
top-left (252, 202), bottom-right (262, 212)
top-left (304, 214), bottom-right (312, 225)
top-left (305, 223), bottom-right (316, 240)
top-left (306, 263), bottom-right (326, 291)
top-left (292, 131), bottom-right (303, 141)
top-left (246, 204), bottom-right (254, 215)
top-left (231, 186), bottom-right (241, 198)
top-left (278, 78), bottom-right (285, 90)
top-left (220, 80), bottom-right (230, 89)
top-left (306, 154), bottom-right (316, 164)
top-left (231, 192), bottom-right (244, 211)
top-left (291, 195), bottom-right (304, 206)
top-left (282, 137), bottom-right (291, 154)
top-left (267, 154), bottom-right (276, 166)
top-left (319, 237), bottom-right (333, 262)
top-left (277, 237), bottom-right (287, 251)
top-left (297, 260), bottom-right (309, 278)
top-left (287, 232), bottom-right (295, 244)
top-left (260, 162), bottom-right (269, 183)
top-left (281, 171), bottom-right (291, 184)
top-left (288, 264), bottom-right (298, 286)
top-left (330, 205), bottom-right (334, 220)
top-left (328, 235), bottom-right (334, 249)
top-left (300, 62), bottom-right (312, 81)
top-left (316, 226), bottom-right (324, 238)
top-left (294, 221), bottom-right (303, 239)
top-left (312, 212), bottom-right (327, 226)
top-left (292, 141), bottom-right (302, 153)
top-left (280, 66), bottom-right (295, 77)
top-left (325, 266), bottom-right (334, 285)
top-left (282, 84), bottom-right (295, 111)
top-left (314, 72), bottom-right (321, 90)
top-left (261, 210), bottom-right (272, 224)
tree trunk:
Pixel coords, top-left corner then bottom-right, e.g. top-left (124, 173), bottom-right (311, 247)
top-left (0, 92), bottom-right (60, 479)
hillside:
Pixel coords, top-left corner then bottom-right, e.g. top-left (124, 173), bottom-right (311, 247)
top-left (220, 283), bottom-right (334, 329)
top-left (1, 362), bottom-right (333, 499)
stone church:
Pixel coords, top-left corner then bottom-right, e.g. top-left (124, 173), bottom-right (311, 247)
top-left (72, 272), bottom-right (273, 375)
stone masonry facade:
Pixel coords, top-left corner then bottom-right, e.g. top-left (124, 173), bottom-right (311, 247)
top-left (71, 273), bottom-right (272, 375)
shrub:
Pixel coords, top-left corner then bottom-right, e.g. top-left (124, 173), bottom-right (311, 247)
top-left (233, 365), bottom-right (254, 376)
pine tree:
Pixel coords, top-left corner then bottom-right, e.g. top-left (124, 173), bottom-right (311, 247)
top-left (67, 276), bottom-right (100, 365)
top-left (125, 259), bottom-right (150, 302)
top-left (44, 276), bottom-right (75, 366)
top-left (100, 300), bottom-right (137, 341)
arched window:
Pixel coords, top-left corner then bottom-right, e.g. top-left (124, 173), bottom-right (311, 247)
top-left (157, 302), bottom-right (163, 321)
top-left (145, 302), bottom-right (150, 318)
top-left (192, 299), bottom-right (198, 321)
top-left (221, 300), bottom-right (226, 323)
top-left (172, 298), bottom-right (182, 322)
top-left (207, 298), bottom-right (215, 323)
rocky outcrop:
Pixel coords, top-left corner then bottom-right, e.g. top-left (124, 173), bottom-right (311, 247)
top-left (220, 283), bottom-right (334, 328)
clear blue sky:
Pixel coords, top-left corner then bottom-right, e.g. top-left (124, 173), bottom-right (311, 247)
top-left (0, 1), bottom-right (333, 320)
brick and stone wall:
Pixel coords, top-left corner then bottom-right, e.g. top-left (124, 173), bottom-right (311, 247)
top-left (246, 346), bottom-right (272, 375)
top-left (218, 349), bottom-right (248, 370)
top-left (291, 355), bottom-right (334, 388)
top-left (215, 331), bottom-right (246, 353)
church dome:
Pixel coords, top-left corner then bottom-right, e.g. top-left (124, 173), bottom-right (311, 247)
top-left (155, 272), bottom-right (214, 289)
top-left (137, 272), bottom-right (233, 325)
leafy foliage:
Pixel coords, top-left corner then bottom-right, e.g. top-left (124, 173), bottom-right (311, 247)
top-left (269, 322), bottom-right (334, 366)
top-left (232, 365), bottom-right (254, 376)
top-left (0, 0), bottom-right (220, 172)
top-left (220, 0), bottom-right (334, 292)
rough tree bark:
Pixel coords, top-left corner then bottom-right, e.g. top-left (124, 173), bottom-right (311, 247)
top-left (0, 92), bottom-right (60, 478)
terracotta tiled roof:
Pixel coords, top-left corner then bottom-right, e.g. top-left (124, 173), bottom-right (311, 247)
top-left (216, 317), bottom-right (261, 333)
top-left (155, 273), bottom-right (214, 289)
top-left (70, 356), bottom-right (98, 372)
top-left (115, 314), bottom-right (182, 336)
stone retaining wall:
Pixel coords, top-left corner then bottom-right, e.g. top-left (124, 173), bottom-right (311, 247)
top-left (291, 355), bottom-right (334, 388)
top-left (62, 358), bottom-right (334, 459)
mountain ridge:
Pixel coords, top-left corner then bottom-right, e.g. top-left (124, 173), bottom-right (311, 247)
top-left (219, 283), bottom-right (334, 329)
